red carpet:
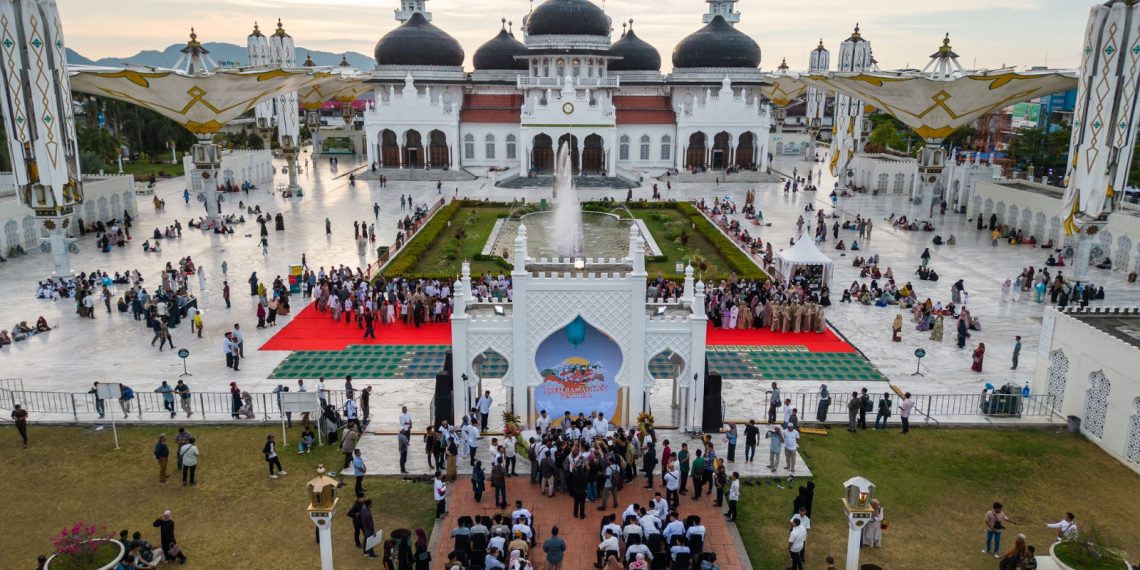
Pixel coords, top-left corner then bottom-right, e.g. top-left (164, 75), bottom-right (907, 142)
top-left (705, 322), bottom-right (856, 352)
top-left (259, 303), bottom-right (451, 351)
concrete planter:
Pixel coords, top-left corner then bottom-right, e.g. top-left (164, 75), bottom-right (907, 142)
top-left (1050, 540), bottom-right (1130, 570)
top-left (45, 539), bottom-right (125, 570)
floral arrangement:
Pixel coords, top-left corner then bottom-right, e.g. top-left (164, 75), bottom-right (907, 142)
top-left (637, 411), bottom-right (655, 433)
top-left (51, 521), bottom-right (110, 559)
top-left (501, 410), bottom-right (529, 455)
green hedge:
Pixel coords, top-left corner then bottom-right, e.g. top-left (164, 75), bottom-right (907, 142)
top-left (675, 202), bottom-right (768, 281)
top-left (381, 201), bottom-right (462, 277)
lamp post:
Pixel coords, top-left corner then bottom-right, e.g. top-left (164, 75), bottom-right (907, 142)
top-left (306, 465), bottom-right (339, 570)
top-left (842, 476), bottom-right (876, 570)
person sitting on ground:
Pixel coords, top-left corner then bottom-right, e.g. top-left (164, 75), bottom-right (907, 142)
top-left (835, 240), bottom-right (846, 251)
top-left (1041, 238), bottom-right (1054, 249)
top-left (15, 321), bottom-right (33, 334)
top-left (1046, 254), bottom-right (1057, 267)
top-left (35, 316), bottom-right (51, 332)
top-left (1096, 257), bottom-right (1112, 270)
top-left (946, 234), bottom-right (957, 245)
top-left (851, 240), bottom-right (861, 251)
top-left (932, 235), bottom-right (944, 245)
top-left (0, 329), bottom-right (11, 346)
top-left (1056, 254), bottom-right (1066, 267)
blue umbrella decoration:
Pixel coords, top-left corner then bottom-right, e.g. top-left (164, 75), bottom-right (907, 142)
top-left (566, 316), bottom-right (587, 349)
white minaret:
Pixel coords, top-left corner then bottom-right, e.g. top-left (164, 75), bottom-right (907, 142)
top-left (247, 22), bottom-right (274, 149)
top-left (395, 0), bottom-right (431, 22)
top-left (1062, 0), bottom-right (1140, 280)
top-left (829, 24), bottom-right (872, 187)
top-left (269, 19), bottom-right (302, 194)
top-left (806, 39), bottom-right (829, 141)
top-left (702, 0), bottom-right (740, 25)
top-left (0, 0), bottom-right (82, 275)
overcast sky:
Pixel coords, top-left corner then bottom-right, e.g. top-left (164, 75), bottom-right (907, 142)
top-left (60, 0), bottom-right (1091, 72)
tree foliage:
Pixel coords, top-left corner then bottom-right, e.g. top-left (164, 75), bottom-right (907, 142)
top-left (1008, 126), bottom-right (1071, 172)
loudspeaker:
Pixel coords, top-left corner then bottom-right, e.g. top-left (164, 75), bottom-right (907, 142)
top-left (443, 350), bottom-right (454, 378)
top-left (702, 372), bottom-right (723, 432)
top-left (434, 372), bottom-right (453, 427)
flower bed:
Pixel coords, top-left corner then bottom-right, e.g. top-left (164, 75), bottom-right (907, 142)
top-left (45, 540), bottom-right (123, 570)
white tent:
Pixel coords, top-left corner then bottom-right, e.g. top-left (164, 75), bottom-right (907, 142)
top-left (775, 236), bottom-right (834, 289)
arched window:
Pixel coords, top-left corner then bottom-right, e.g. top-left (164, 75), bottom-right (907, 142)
top-left (639, 135), bottom-right (651, 160)
top-left (464, 133), bottom-right (475, 159)
top-left (619, 135), bottom-right (630, 161)
top-left (661, 135), bottom-right (672, 160)
top-left (485, 134), bottom-right (496, 159)
top-left (506, 134), bottom-right (517, 160)
top-left (556, 58), bottom-right (565, 77)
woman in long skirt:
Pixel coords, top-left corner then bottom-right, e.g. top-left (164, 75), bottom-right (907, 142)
top-left (971, 343), bottom-right (986, 372)
top-left (816, 384), bottom-right (831, 422)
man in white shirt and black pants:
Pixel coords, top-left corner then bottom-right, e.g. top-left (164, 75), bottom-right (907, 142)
top-left (788, 516), bottom-right (807, 570)
top-left (476, 390), bottom-right (493, 432)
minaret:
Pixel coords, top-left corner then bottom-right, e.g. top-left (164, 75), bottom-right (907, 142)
top-left (269, 19), bottom-right (302, 194)
top-left (395, 0), bottom-right (431, 22)
top-left (806, 39), bottom-right (829, 141)
top-left (702, 0), bottom-right (740, 25)
top-left (922, 33), bottom-right (963, 80)
top-left (0, 0), bottom-right (82, 275)
top-left (247, 22), bottom-right (274, 149)
top-left (829, 24), bottom-right (872, 187)
top-left (175, 28), bottom-right (215, 74)
top-left (1062, 0), bottom-right (1140, 280)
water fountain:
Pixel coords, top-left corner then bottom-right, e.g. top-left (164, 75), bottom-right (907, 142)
top-left (551, 142), bottom-right (583, 257)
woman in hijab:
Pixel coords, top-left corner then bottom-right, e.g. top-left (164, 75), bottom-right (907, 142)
top-left (815, 385), bottom-right (831, 422)
top-left (471, 460), bottom-right (486, 503)
top-left (413, 528), bottom-right (431, 570)
top-left (920, 247), bottom-right (932, 267)
top-left (1001, 279), bottom-right (1012, 303)
top-left (792, 481), bottom-right (816, 517)
top-left (972, 342), bottom-right (986, 372)
top-left (930, 314), bottom-right (944, 342)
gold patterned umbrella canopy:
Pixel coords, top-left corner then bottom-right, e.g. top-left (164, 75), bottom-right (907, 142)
top-left (800, 71), bottom-right (1078, 141)
top-left (297, 73), bottom-right (372, 110)
top-left (759, 73), bottom-right (809, 107)
top-left (68, 66), bottom-right (330, 135)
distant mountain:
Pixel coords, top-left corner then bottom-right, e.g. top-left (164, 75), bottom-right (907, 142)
top-left (66, 43), bottom-right (374, 70)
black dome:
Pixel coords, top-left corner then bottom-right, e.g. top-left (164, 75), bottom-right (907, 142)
top-left (527, 0), bottom-right (610, 36)
top-left (609, 28), bottom-right (660, 71)
top-left (374, 12), bottom-right (464, 67)
top-left (671, 15), bottom-right (760, 69)
top-left (473, 27), bottom-right (527, 70)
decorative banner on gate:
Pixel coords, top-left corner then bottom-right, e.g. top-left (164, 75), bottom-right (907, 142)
top-left (534, 316), bottom-right (622, 421)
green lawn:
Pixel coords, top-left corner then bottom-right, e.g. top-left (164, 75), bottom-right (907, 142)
top-left (0, 425), bottom-right (434, 569)
top-left (628, 206), bottom-right (745, 280)
top-left (383, 204), bottom-right (511, 279)
top-left (120, 162), bottom-right (185, 179)
top-left (735, 428), bottom-right (1140, 570)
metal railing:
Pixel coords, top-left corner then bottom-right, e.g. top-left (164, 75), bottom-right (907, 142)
top-left (727, 392), bottom-right (1060, 426)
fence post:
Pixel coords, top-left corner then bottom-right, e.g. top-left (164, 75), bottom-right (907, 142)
top-left (138, 396), bottom-right (144, 420)
top-left (70, 393), bottom-right (78, 422)
top-left (261, 394), bottom-right (270, 420)
top-left (199, 393), bottom-right (206, 420)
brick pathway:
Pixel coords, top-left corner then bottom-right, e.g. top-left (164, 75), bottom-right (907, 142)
top-left (433, 473), bottom-right (749, 569)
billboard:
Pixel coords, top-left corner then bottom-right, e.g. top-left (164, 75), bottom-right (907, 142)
top-left (534, 316), bottom-right (622, 422)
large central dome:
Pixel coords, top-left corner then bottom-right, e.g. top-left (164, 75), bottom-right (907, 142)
top-left (374, 12), bottom-right (464, 67)
top-left (526, 0), bottom-right (610, 36)
top-left (672, 15), bottom-right (760, 69)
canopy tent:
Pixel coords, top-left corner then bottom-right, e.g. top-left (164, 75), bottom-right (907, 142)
top-left (775, 236), bottom-right (834, 290)
top-left (758, 72), bottom-right (809, 107)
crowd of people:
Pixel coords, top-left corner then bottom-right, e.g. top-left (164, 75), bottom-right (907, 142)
top-left (306, 267), bottom-right (455, 333)
top-left (704, 278), bottom-right (828, 333)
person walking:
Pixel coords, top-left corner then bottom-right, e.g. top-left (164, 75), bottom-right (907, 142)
top-left (743, 420), bottom-right (759, 463)
top-left (726, 471), bottom-right (741, 522)
top-left (476, 390), bottom-right (493, 432)
top-left (542, 526), bottom-right (567, 570)
top-left (152, 511), bottom-right (187, 564)
top-left (222, 281), bottom-right (231, 308)
top-left (11, 404), bottom-right (28, 447)
top-left (766, 382), bottom-right (781, 423)
top-left (899, 392), bottom-right (915, 434)
top-left (1011, 336), bottom-right (1022, 370)
top-left (179, 437), bottom-right (199, 486)
top-left (341, 425), bottom-right (359, 471)
top-left (847, 392), bottom-right (860, 433)
top-left (471, 460), bottom-right (486, 502)
top-left (154, 434), bottom-right (169, 483)
top-left (263, 434), bottom-right (286, 479)
top-left (352, 449), bottom-right (367, 495)
top-left (788, 517), bottom-right (807, 570)
top-left (347, 493), bottom-right (366, 548)
top-left (360, 499), bottom-right (378, 558)
top-left (433, 470), bottom-right (448, 520)
top-left (491, 457), bottom-right (508, 508)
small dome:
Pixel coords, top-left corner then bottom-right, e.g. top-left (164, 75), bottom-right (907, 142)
top-left (374, 12), bottom-right (464, 67)
top-left (473, 24), bottom-right (527, 70)
top-left (672, 15), bottom-right (760, 69)
top-left (526, 0), bottom-right (610, 36)
top-left (609, 27), bottom-right (660, 72)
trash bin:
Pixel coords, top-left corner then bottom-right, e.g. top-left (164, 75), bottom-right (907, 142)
top-left (1067, 415), bottom-right (1081, 434)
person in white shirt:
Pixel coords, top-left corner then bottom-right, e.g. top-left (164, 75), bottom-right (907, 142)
top-left (899, 392), bottom-right (915, 434)
top-left (791, 506), bottom-right (811, 530)
top-left (512, 502), bottom-right (533, 526)
top-left (593, 413), bottom-right (609, 438)
top-left (726, 472), bottom-right (741, 521)
top-left (664, 464), bottom-right (681, 508)
top-left (596, 529), bottom-right (619, 567)
top-left (783, 426), bottom-right (801, 476)
top-left (433, 471), bottom-right (447, 520)
top-left (622, 504), bottom-right (640, 521)
top-left (536, 410), bottom-right (551, 435)
top-left (317, 377), bottom-right (330, 408)
top-left (662, 515), bottom-right (685, 544)
top-left (511, 520), bottom-right (532, 542)
top-left (582, 424), bottom-right (596, 443)
top-left (639, 510), bottom-right (661, 536)
top-left (624, 535), bottom-right (652, 563)
top-left (600, 515), bottom-right (622, 542)
top-left (398, 406), bottom-right (412, 433)
top-left (788, 517), bottom-right (808, 570)
top-left (476, 391), bottom-right (493, 431)
top-left (651, 496), bottom-right (668, 520)
top-left (622, 519), bottom-right (643, 542)
top-left (1046, 512), bottom-right (1078, 540)
top-left (684, 517), bottom-right (706, 542)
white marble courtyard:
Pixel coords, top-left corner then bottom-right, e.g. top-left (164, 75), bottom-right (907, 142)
top-left (3, 147), bottom-right (1139, 430)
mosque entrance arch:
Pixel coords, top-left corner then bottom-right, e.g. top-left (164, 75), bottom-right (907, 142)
top-left (380, 129), bottom-right (399, 167)
top-left (532, 134), bottom-right (553, 174)
top-left (736, 132), bottom-right (755, 168)
top-left (428, 130), bottom-right (449, 168)
top-left (582, 134), bottom-right (604, 174)
top-left (686, 132), bottom-right (706, 171)
top-left (712, 131), bottom-right (732, 170)
top-left (402, 129), bottom-right (423, 169)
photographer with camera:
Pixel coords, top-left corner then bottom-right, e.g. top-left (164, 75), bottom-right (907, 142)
top-left (984, 502), bottom-right (1018, 558)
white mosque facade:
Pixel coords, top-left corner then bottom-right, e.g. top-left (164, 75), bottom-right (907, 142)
top-left (359, 0), bottom-right (773, 181)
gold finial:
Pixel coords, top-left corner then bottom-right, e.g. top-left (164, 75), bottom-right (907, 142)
top-left (339, 54), bottom-right (350, 67)
top-left (778, 57), bottom-right (788, 70)
top-left (275, 18), bottom-right (287, 36)
top-left (251, 22), bottom-right (262, 37)
top-left (189, 27), bottom-right (197, 41)
top-left (303, 53), bottom-right (314, 67)
top-left (501, 17), bottom-right (507, 30)
top-left (851, 23), bottom-right (861, 41)
top-left (943, 32), bottom-right (951, 46)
